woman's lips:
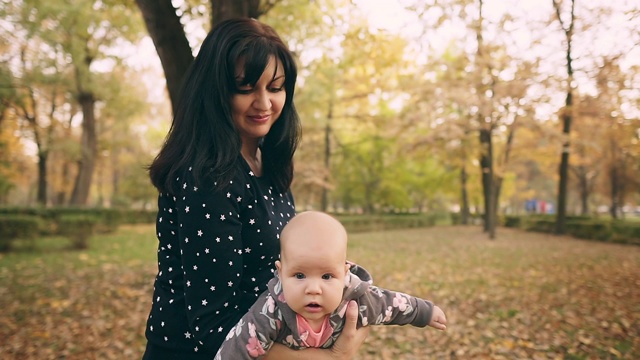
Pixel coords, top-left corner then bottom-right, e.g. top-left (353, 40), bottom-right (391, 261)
top-left (249, 114), bottom-right (270, 122)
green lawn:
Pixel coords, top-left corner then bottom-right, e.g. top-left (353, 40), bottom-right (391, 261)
top-left (1, 225), bottom-right (638, 359)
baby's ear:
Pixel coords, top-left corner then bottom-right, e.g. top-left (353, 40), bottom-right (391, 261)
top-left (275, 260), bottom-right (282, 271)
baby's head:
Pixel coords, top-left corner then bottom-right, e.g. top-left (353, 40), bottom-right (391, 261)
top-left (276, 211), bottom-right (349, 326)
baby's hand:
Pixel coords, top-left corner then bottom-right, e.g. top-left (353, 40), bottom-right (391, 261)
top-left (429, 305), bottom-right (447, 331)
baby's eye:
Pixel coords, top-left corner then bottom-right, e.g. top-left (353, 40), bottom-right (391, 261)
top-left (294, 273), bottom-right (305, 279)
top-left (322, 274), bottom-right (333, 280)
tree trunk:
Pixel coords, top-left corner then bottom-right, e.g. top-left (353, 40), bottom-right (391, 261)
top-left (134, 0), bottom-right (193, 115)
top-left (36, 151), bottom-right (47, 206)
top-left (321, 100), bottom-right (333, 212)
top-left (210, 0), bottom-right (264, 28)
top-left (460, 165), bottom-right (470, 225)
top-left (70, 93), bottom-right (97, 206)
top-left (480, 127), bottom-right (495, 239)
top-left (553, 0), bottom-right (575, 235)
top-left (609, 164), bottom-right (619, 219)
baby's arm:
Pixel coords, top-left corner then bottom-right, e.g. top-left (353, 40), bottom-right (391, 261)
top-left (215, 292), bottom-right (281, 360)
top-left (358, 285), bottom-right (446, 330)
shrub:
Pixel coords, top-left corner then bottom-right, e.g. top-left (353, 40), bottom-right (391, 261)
top-left (334, 213), bottom-right (441, 233)
top-left (56, 215), bottom-right (98, 250)
top-left (0, 215), bottom-right (43, 252)
top-left (504, 216), bottom-right (521, 228)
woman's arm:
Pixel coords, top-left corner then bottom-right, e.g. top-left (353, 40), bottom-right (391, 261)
top-left (263, 301), bottom-right (370, 360)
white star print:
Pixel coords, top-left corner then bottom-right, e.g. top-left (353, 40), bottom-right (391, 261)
top-left (185, 206), bottom-right (189, 213)
top-left (228, 281), bottom-right (233, 287)
top-left (197, 230), bottom-right (203, 236)
top-left (237, 196), bottom-right (242, 202)
top-left (249, 219), bottom-right (255, 224)
top-left (205, 213), bottom-right (210, 219)
top-left (205, 248), bottom-right (209, 253)
top-left (185, 332), bottom-right (191, 338)
top-left (220, 214), bottom-right (226, 221)
top-left (216, 237), bottom-right (221, 242)
top-left (246, 248), bottom-right (251, 253)
top-left (202, 299), bottom-right (208, 306)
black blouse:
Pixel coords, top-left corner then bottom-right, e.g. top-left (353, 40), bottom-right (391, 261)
top-left (144, 158), bottom-right (295, 357)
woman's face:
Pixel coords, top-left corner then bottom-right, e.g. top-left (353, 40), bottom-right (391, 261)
top-left (231, 56), bottom-right (286, 149)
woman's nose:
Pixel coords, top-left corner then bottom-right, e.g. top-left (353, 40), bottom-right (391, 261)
top-left (252, 90), bottom-right (270, 111)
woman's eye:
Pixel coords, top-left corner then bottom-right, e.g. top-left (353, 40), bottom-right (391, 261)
top-left (294, 273), bottom-right (305, 279)
top-left (269, 86), bottom-right (284, 92)
top-left (322, 274), bottom-right (333, 280)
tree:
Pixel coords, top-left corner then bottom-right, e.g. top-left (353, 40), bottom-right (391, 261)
top-left (552, 0), bottom-right (575, 234)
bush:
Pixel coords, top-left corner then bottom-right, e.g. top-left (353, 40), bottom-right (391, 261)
top-left (501, 215), bottom-right (640, 245)
top-left (0, 215), bottom-right (43, 252)
top-left (334, 213), bottom-right (442, 233)
top-left (504, 216), bottom-right (521, 228)
top-left (610, 221), bottom-right (640, 245)
top-left (56, 215), bottom-right (99, 250)
top-left (566, 219), bottom-right (612, 241)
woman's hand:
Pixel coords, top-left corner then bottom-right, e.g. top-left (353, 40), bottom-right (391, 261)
top-left (263, 301), bottom-right (369, 360)
top-left (330, 301), bottom-right (369, 359)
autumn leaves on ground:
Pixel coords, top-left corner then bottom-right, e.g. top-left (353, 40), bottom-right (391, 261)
top-left (0, 225), bottom-right (638, 359)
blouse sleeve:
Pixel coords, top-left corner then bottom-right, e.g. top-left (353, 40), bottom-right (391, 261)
top-left (175, 170), bottom-right (254, 352)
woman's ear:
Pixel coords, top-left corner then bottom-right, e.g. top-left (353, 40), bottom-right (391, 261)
top-left (344, 263), bottom-right (350, 275)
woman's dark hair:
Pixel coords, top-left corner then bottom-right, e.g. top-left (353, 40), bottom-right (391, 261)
top-left (149, 18), bottom-right (300, 194)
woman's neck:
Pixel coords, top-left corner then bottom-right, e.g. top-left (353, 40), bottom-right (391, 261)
top-left (241, 146), bottom-right (262, 176)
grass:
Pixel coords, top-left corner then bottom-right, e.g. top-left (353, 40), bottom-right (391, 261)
top-left (0, 224), bottom-right (638, 359)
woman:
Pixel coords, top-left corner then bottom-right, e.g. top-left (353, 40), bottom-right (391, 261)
top-left (142, 18), bottom-right (368, 359)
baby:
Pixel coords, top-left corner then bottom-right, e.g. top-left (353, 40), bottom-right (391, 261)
top-left (215, 211), bottom-right (447, 359)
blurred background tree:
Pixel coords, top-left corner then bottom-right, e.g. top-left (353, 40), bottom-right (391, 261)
top-left (0, 0), bottom-right (638, 233)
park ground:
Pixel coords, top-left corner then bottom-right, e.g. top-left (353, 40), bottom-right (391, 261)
top-left (0, 225), bottom-right (638, 359)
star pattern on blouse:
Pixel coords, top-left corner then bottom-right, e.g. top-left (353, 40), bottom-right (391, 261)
top-left (147, 166), bottom-right (295, 354)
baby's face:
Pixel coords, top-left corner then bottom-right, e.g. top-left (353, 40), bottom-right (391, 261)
top-left (277, 243), bottom-right (347, 327)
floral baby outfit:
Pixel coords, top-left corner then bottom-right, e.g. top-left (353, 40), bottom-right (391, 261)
top-left (215, 263), bottom-right (434, 359)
